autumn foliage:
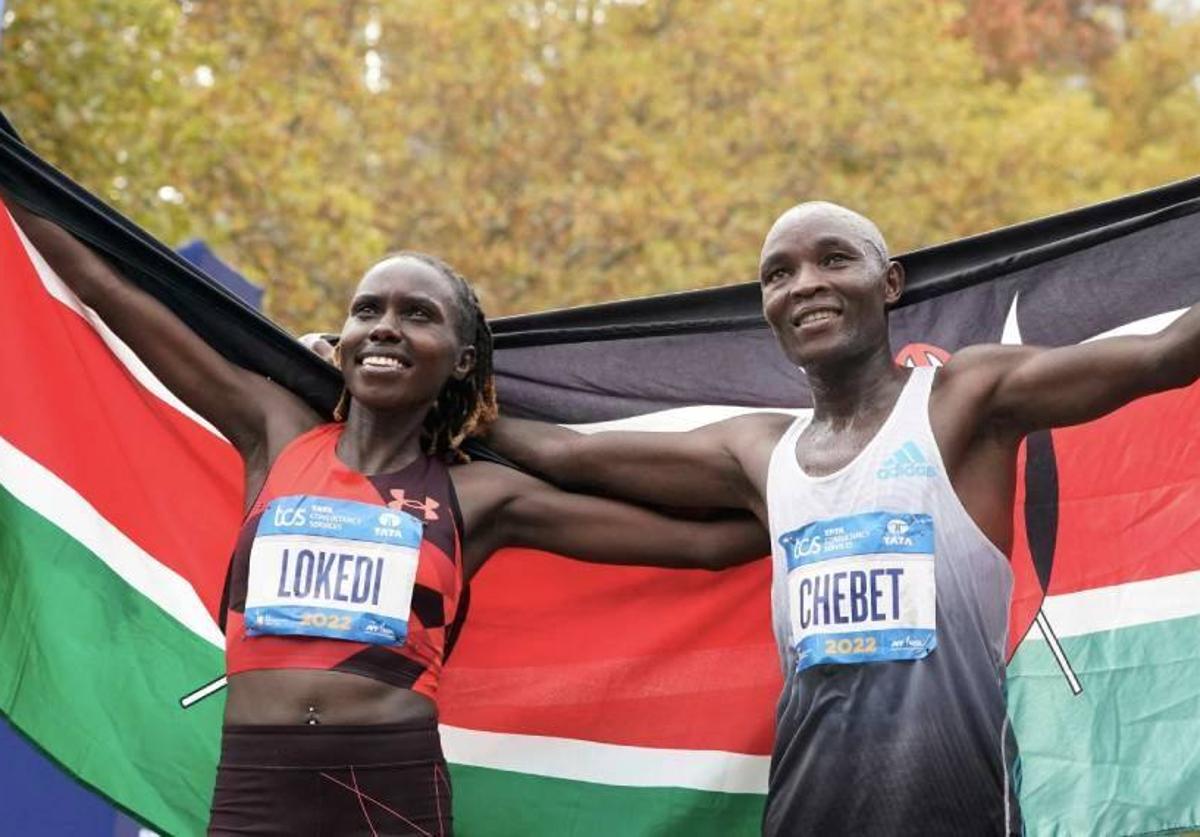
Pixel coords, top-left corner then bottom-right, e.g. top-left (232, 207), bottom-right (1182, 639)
top-left (1, 0), bottom-right (1198, 329)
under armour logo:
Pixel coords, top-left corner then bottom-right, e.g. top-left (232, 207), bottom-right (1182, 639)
top-left (388, 489), bottom-right (440, 521)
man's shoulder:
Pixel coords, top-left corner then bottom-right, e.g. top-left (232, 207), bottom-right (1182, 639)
top-left (931, 344), bottom-right (1042, 444)
top-left (713, 410), bottom-right (798, 442)
top-left (935, 343), bottom-right (1036, 397)
top-left (711, 412), bottom-right (799, 483)
top-left (941, 343), bottom-right (1035, 374)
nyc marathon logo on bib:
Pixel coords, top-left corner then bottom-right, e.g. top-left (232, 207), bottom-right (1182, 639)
top-left (244, 495), bottom-right (423, 646)
top-left (779, 511), bottom-right (936, 672)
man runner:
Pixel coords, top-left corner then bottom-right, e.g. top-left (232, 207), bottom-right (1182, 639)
top-left (486, 202), bottom-right (1200, 835)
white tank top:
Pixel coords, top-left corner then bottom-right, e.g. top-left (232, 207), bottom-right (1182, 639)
top-left (762, 367), bottom-right (1020, 836)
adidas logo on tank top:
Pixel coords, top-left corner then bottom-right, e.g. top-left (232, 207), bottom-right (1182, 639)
top-left (877, 440), bottom-right (938, 479)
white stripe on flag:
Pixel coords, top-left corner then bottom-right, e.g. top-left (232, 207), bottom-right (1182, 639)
top-left (1083, 308), bottom-right (1187, 342)
top-left (0, 435), bottom-right (225, 648)
top-left (568, 404), bottom-right (808, 434)
top-left (1030, 569), bottom-right (1200, 640)
top-left (439, 724), bottom-right (769, 794)
top-left (8, 209), bottom-right (225, 440)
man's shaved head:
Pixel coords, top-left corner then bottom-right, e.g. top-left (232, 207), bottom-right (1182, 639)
top-left (762, 202), bottom-right (890, 270)
top-left (757, 200), bottom-right (904, 370)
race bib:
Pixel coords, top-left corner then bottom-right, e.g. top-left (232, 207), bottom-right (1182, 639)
top-left (244, 495), bottom-right (423, 646)
top-left (779, 511), bottom-right (936, 672)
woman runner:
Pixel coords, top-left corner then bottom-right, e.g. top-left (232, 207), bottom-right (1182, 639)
top-left (6, 200), bottom-right (767, 836)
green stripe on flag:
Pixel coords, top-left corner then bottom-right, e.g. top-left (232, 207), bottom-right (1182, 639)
top-left (0, 482), bottom-right (224, 837)
top-left (1009, 613), bottom-right (1200, 836)
top-left (449, 763), bottom-right (764, 836)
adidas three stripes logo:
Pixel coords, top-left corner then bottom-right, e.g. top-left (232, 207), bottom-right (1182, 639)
top-left (876, 441), bottom-right (938, 480)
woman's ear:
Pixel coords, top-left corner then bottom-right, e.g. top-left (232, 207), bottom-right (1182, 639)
top-left (454, 345), bottom-right (477, 381)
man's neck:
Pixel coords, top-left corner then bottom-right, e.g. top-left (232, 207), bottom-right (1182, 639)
top-left (805, 343), bottom-right (906, 428)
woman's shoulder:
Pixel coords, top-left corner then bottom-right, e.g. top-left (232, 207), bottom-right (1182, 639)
top-left (447, 457), bottom-right (528, 494)
top-left (447, 456), bottom-right (546, 523)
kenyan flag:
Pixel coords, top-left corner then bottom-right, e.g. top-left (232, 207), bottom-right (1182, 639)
top-left (3, 123), bottom-right (1200, 835)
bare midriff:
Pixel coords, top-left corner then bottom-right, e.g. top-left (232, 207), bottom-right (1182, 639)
top-left (224, 669), bottom-right (436, 726)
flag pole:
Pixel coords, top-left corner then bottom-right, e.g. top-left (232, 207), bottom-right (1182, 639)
top-left (180, 675), bottom-right (227, 708)
top-left (1034, 609), bottom-right (1082, 695)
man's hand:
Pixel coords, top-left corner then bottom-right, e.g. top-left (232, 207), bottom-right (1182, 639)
top-left (299, 332), bottom-right (339, 362)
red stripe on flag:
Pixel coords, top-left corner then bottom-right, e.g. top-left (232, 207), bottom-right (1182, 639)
top-left (0, 206), bottom-right (243, 618)
top-left (1008, 384), bottom-right (1200, 657)
top-left (1049, 387), bottom-right (1200, 595)
top-left (441, 549), bottom-right (780, 753)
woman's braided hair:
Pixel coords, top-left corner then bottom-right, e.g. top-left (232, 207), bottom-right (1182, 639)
top-left (333, 252), bottom-right (498, 462)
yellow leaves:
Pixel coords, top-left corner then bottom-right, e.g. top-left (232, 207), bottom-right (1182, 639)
top-left (2, 0), bottom-right (1197, 330)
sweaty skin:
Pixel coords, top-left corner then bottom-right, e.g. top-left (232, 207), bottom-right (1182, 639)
top-left (4, 200), bottom-right (769, 729)
top-left (488, 200), bottom-right (1200, 561)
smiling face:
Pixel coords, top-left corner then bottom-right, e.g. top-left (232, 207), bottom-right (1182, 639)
top-left (337, 256), bottom-right (475, 416)
top-left (758, 203), bottom-right (903, 370)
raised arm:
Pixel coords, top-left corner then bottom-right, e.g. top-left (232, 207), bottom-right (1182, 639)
top-left (454, 462), bottom-right (769, 579)
top-left (947, 302), bottom-right (1200, 435)
top-left (4, 200), bottom-right (318, 461)
top-left (485, 412), bottom-right (792, 514)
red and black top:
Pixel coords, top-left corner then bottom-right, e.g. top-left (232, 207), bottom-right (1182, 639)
top-left (222, 424), bottom-right (466, 701)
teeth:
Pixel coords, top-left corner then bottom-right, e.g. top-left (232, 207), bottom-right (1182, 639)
top-left (362, 356), bottom-right (402, 368)
top-left (800, 310), bottom-right (837, 326)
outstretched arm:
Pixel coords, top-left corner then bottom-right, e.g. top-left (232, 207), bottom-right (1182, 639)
top-left (455, 462), bottom-right (770, 579)
top-left (304, 331), bottom-right (786, 515)
top-left (4, 199), bottom-right (318, 459)
top-left (948, 302), bottom-right (1200, 435)
top-left (486, 413), bottom-right (790, 513)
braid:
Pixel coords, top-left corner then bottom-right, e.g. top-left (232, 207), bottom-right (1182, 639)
top-left (331, 341), bottom-right (351, 422)
top-left (396, 252), bottom-right (498, 462)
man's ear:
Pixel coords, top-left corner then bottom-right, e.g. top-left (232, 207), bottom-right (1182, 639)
top-left (454, 345), bottom-right (477, 381)
top-left (883, 260), bottom-right (905, 306)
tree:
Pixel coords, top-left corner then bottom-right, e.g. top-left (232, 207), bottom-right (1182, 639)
top-left (2, 0), bottom-right (1197, 330)
top-left (955, 0), bottom-right (1148, 80)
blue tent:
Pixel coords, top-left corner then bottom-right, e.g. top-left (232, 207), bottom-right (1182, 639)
top-left (176, 239), bottom-right (262, 311)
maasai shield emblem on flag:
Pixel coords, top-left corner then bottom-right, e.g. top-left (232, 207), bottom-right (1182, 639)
top-left (1, 122), bottom-right (1198, 836)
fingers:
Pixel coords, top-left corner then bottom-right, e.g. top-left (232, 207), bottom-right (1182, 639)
top-left (299, 332), bottom-right (338, 362)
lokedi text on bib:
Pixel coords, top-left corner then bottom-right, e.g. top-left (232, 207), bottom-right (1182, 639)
top-left (244, 495), bottom-right (423, 646)
top-left (779, 511), bottom-right (937, 672)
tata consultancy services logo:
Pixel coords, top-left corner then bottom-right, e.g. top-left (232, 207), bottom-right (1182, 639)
top-left (878, 442), bottom-right (938, 479)
top-left (378, 511), bottom-right (403, 527)
top-left (884, 517), bottom-right (916, 547)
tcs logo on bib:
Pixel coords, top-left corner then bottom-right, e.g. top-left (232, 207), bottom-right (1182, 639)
top-left (793, 535), bottom-right (824, 557)
top-left (273, 505), bottom-right (307, 527)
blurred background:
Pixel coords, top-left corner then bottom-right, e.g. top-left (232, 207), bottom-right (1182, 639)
top-left (2, 0), bottom-right (1199, 333)
top-left (2, 1), bottom-right (1199, 832)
